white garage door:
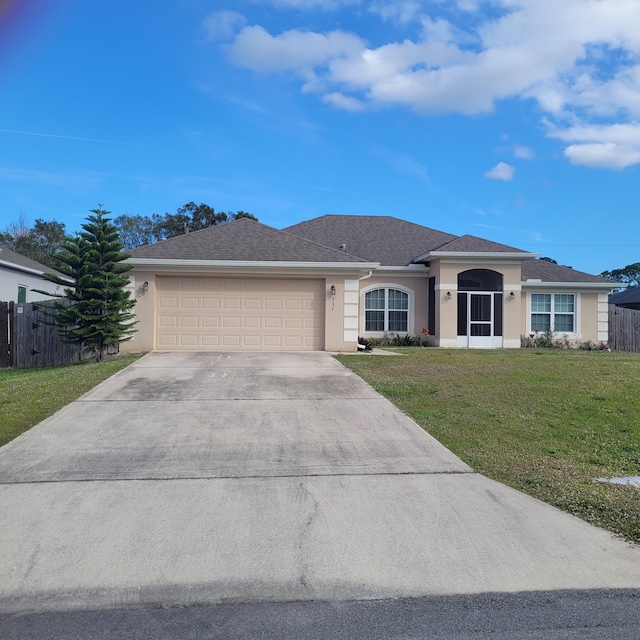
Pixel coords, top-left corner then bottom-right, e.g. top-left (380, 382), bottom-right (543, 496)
top-left (155, 277), bottom-right (325, 350)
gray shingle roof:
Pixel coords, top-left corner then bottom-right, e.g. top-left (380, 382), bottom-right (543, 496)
top-left (0, 246), bottom-right (53, 274)
top-left (609, 288), bottom-right (640, 305)
top-left (128, 217), bottom-right (369, 263)
top-left (283, 215), bottom-right (458, 266)
top-left (521, 259), bottom-right (615, 284)
top-left (431, 234), bottom-right (530, 254)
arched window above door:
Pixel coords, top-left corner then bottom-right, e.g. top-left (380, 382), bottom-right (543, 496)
top-left (458, 269), bottom-right (503, 291)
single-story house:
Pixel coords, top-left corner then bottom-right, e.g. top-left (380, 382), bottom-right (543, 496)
top-left (123, 215), bottom-right (616, 352)
top-left (0, 247), bottom-right (61, 303)
top-left (609, 288), bottom-right (640, 311)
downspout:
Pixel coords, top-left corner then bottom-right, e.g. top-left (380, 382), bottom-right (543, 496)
top-left (358, 270), bottom-right (373, 282)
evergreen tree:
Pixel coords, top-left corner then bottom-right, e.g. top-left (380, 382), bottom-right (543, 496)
top-left (39, 206), bottom-right (137, 361)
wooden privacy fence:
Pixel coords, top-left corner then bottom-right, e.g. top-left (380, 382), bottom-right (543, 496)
top-left (1, 300), bottom-right (81, 369)
top-left (609, 305), bottom-right (640, 353)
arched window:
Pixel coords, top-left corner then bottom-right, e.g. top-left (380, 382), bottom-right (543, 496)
top-left (363, 287), bottom-right (410, 333)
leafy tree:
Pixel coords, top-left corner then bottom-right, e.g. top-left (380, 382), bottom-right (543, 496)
top-left (232, 211), bottom-right (257, 221)
top-left (159, 202), bottom-right (229, 238)
top-left (0, 215), bottom-right (69, 267)
top-left (537, 256), bottom-right (572, 269)
top-left (114, 213), bottom-right (163, 249)
top-left (114, 203), bottom-right (257, 249)
top-left (601, 262), bottom-right (640, 288)
top-left (38, 206), bottom-right (136, 361)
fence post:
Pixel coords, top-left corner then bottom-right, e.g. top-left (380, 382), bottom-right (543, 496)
top-left (0, 301), bottom-right (11, 367)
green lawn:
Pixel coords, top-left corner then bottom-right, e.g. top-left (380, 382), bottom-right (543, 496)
top-left (336, 348), bottom-right (640, 544)
top-left (0, 354), bottom-right (142, 448)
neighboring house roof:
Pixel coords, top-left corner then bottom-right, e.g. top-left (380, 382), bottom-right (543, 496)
top-left (0, 246), bottom-right (53, 276)
top-left (521, 259), bottom-right (615, 285)
top-left (128, 217), bottom-right (370, 263)
top-left (609, 288), bottom-right (640, 305)
top-left (283, 215), bottom-right (458, 266)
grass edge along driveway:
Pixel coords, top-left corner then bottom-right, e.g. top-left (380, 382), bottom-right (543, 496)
top-left (0, 354), bottom-right (142, 448)
top-left (336, 348), bottom-right (640, 545)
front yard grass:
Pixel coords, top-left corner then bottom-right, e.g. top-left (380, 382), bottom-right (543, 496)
top-left (0, 354), bottom-right (142, 448)
top-left (336, 348), bottom-right (640, 544)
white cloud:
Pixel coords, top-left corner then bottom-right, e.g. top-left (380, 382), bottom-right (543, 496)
top-left (484, 162), bottom-right (515, 181)
top-left (219, 0), bottom-right (640, 168)
top-left (370, 1), bottom-right (421, 25)
top-left (564, 143), bottom-right (640, 169)
top-left (323, 92), bottom-right (364, 111)
top-left (226, 26), bottom-right (363, 77)
top-left (257, 0), bottom-right (361, 8)
top-left (551, 122), bottom-right (640, 169)
top-left (514, 145), bottom-right (534, 159)
top-left (204, 11), bottom-right (246, 41)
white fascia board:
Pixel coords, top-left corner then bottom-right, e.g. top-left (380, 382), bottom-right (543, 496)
top-left (0, 260), bottom-right (45, 277)
top-left (414, 251), bottom-right (539, 262)
top-left (372, 265), bottom-right (431, 277)
top-left (126, 258), bottom-right (379, 275)
top-left (522, 281), bottom-right (616, 291)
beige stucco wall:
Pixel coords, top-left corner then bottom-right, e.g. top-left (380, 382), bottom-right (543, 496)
top-left (122, 265), bottom-right (611, 353)
top-left (121, 271), bottom-right (156, 353)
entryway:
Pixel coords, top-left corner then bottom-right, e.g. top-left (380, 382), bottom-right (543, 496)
top-left (457, 269), bottom-right (504, 348)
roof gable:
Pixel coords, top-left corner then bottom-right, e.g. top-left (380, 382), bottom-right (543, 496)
top-left (128, 217), bottom-right (369, 263)
top-left (284, 215), bottom-right (458, 266)
top-left (431, 234), bottom-right (529, 254)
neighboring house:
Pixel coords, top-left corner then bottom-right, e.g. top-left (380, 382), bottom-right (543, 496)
top-left (123, 215), bottom-right (617, 353)
top-left (0, 246), bottom-right (61, 303)
top-left (609, 288), bottom-right (640, 310)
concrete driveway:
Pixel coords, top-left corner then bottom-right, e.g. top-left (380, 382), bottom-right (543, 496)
top-left (0, 351), bottom-right (638, 614)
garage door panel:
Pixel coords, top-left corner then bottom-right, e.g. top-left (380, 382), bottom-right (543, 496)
top-left (156, 277), bottom-right (324, 351)
top-left (180, 316), bottom-right (199, 328)
top-left (244, 298), bottom-right (261, 310)
top-left (223, 317), bottom-right (241, 328)
top-left (180, 297), bottom-right (199, 309)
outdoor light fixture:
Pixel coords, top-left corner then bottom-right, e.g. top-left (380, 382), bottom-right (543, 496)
top-left (142, 281), bottom-right (149, 292)
top-left (330, 285), bottom-right (336, 296)
top-left (509, 291), bottom-right (516, 299)
top-left (446, 291), bottom-right (452, 300)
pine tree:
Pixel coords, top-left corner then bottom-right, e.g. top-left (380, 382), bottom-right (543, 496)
top-left (40, 206), bottom-right (137, 361)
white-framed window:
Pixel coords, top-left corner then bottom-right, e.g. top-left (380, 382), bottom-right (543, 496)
top-left (530, 293), bottom-right (576, 333)
top-left (361, 285), bottom-right (413, 334)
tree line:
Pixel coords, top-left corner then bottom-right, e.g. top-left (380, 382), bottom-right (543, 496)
top-left (0, 202), bottom-right (257, 266)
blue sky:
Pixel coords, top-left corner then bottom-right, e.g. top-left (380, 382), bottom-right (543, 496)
top-left (1, 0), bottom-right (639, 274)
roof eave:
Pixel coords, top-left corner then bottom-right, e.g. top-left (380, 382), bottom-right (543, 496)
top-left (126, 258), bottom-right (380, 275)
top-left (0, 260), bottom-right (45, 277)
top-left (414, 251), bottom-right (539, 262)
top-left (522, 280), bottom-right (618, 289)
